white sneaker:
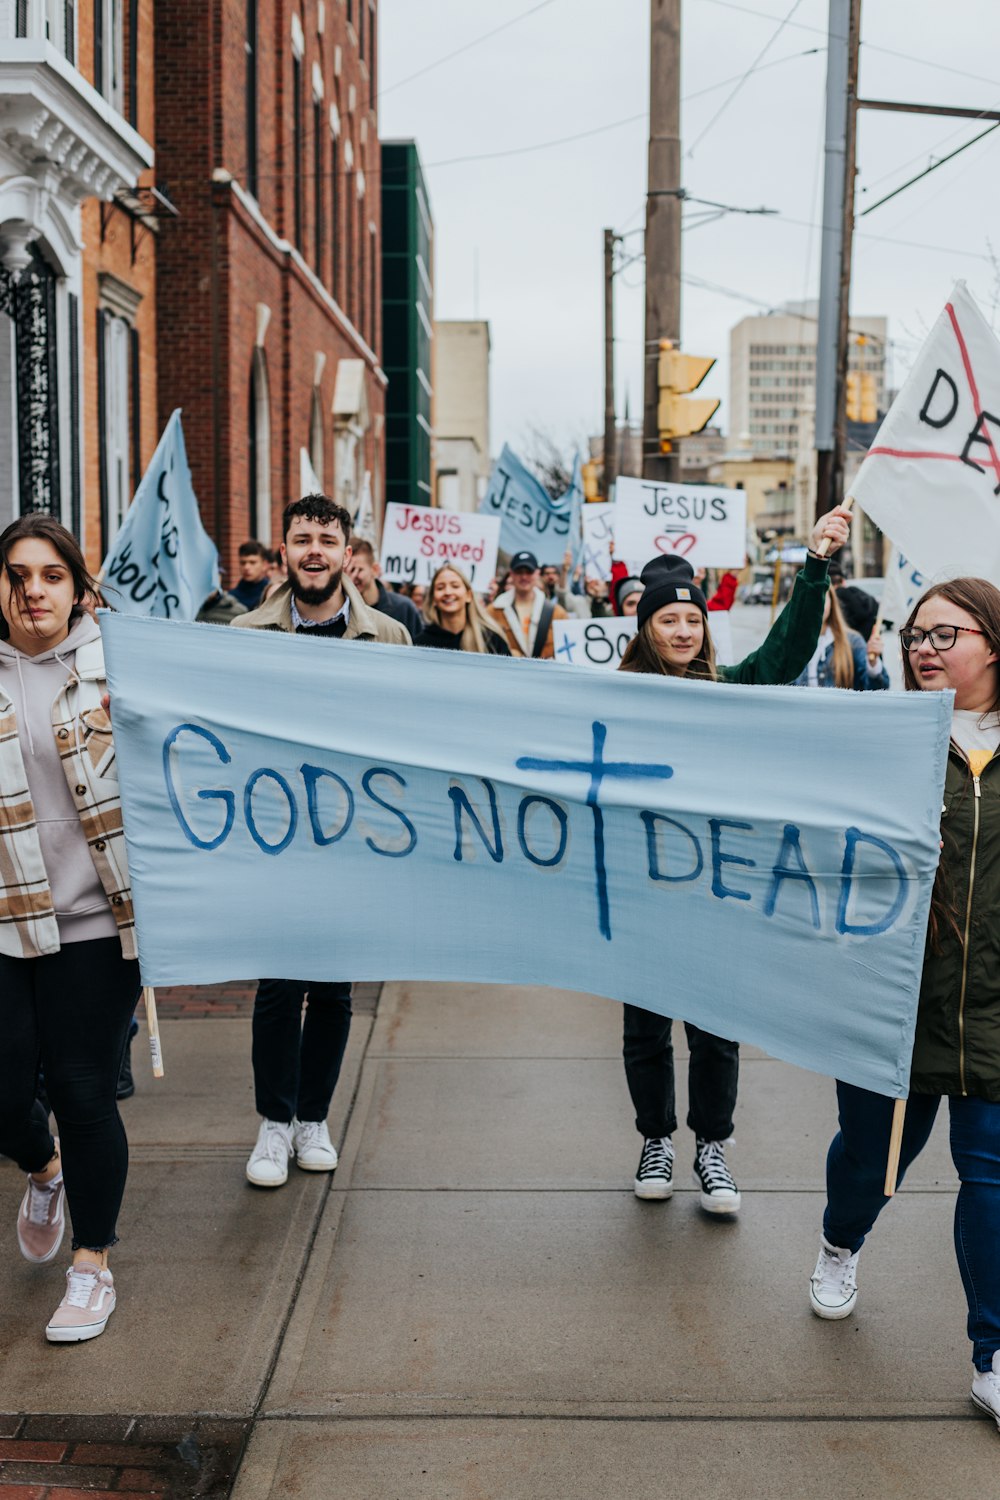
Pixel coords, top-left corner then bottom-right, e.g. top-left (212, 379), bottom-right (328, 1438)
top-left (972, 1351), bottom-right (1000, 1429)
top-left (809, 1234), bottom-right (860, 1319)
top-left (634, 1136), bottom-right (674, 1200)
top-left (246, 1120), bottom-right (293, 1187)
top-left (292, 1119), bottom-right (338, 1172)
top-left (45, 1262), bottom-right (116, 1343)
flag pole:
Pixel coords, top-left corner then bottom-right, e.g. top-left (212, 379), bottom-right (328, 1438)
top-left (143, 986), bottom-right (164, 1078)
top-left (816, 496), bottom-right (907, 1194)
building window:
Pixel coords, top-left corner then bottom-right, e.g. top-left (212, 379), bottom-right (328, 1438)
top-left (249, 349), bottom-right (272, 543)
top-left (292, 56), bottom-right (304, 248)
top-left (94, 0), bottom-right (124, 113)
top-left (246, 0), bottom-right (259, 197)
top-left (309, 388), bottom-right (324, 487)
top-left (346, 161), bottom-right (355, 319)
top-left (331, 138), bottom-right (340, 302)
top-left (126, 0), bottom-right (137, 123)
top-left (313, 100), bottom-right (325, 275)
top-left (98, 311), bottom-right (132, 550)
top-left (368, 223), bottom-right (377, 348)
top-left (358, 0), bottom-right (365, 59)
top-left (368, 1), bottom-right (376, 95)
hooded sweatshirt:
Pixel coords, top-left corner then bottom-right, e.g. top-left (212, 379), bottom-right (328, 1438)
top-left (0, 613), bottom-right (117, 944)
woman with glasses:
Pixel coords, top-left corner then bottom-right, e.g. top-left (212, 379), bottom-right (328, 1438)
top-left (809, 577), bottom-right (1000, 1432)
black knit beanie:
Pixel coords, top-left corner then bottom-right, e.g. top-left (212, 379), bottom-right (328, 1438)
top-left (636, 554), bottom-right (708, 630)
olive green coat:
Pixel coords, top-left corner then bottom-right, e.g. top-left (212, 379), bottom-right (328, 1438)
top-left (910, 747), bottom-right (1000, 1100)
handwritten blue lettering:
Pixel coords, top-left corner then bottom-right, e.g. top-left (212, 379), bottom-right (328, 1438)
top-left (642, 811), bottom-right (703, 883)
top-left (710, 818), bottom-right (755, 901)
top-left (517, 795), bottom-right (569, 868)
top-left (244, 768), bottom-right (298, 856)
top-left (361, 767), bottom-right (417, 858)
top-left (836, 827), bottom-right (908, 936)
top-left (163, 723), bottom-right (235, 851)
top-left (764, 823), bottom-right (820, 928)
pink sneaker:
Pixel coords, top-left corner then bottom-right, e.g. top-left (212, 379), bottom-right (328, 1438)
top-left (17, 1170), bottom-right (66, 1264)
top-left (45, 1262), bottom-right (116, 1343)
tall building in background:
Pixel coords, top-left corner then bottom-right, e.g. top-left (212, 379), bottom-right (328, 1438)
top-left (729, 302), bottom-right (887, 459)
top-left (0, 2), bottom-right (154, 566)
top-left (381, 140), bottom-right (432, 508)
top-left (155, 0), bottom-right (385, 581)
top-left (434, 320), bottom-right (490, 511)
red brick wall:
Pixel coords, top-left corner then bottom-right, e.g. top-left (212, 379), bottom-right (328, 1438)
top-left (156, 0), bottom-right (385, 582)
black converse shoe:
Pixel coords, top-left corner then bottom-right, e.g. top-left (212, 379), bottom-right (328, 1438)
top-left (634, 1136), bottom-right (674, 1200)
top-left (693, 1138), bottom-right (741, 1214)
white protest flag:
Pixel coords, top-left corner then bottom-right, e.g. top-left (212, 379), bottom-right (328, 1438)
top-left (851, 282), bottom-right (1000, 583)
top-left (353, 471), bottom-right (378, 544)
top-left (880, 547), bottom-right (927, 630)
top-left (101, 410), bottom-right (219, 620)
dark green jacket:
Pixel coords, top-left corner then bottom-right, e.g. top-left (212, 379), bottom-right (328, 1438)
top-left (910, 747), bottom-right (1000, 1100)
top-left (719, 555), bottom-right (830, 685)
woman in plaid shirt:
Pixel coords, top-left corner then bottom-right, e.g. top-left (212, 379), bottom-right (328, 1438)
top-left (0, 515), bottom-right (138, 1344)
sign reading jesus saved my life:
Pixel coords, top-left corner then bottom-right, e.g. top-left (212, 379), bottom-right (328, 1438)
top-left (101, 614), bottom-right (952, 1099)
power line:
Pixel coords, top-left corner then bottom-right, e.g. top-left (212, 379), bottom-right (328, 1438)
top-left (378, 0), bottom-right (560, 99)
top-left (425, 112), bottom-right (646, 169)
top-left (687, 0), bottom-right (807, 157)
top-left (860, 123), bottom-right (1000, 217)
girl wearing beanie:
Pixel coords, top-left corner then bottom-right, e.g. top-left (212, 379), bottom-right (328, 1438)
top-left (617, 504), bottom-right (852, 1214)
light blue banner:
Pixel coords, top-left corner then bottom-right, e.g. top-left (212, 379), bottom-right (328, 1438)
top-left (480, 444), bottom-right (583, 565)
top-left (101, 614), bottom-right (953, 1098)
top-left (101, 410), bottom-right (219, 620)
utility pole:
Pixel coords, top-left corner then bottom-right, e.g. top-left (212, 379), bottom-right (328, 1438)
top-left (642, 0), bottom-right (682, 482)
top-left (603, 228), bottom-right (618, 497)
top-left (815, 0), bottom-right (861, 521)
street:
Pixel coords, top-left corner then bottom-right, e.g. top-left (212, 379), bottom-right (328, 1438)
top-left (1, 964), bottom-right (995, 1498)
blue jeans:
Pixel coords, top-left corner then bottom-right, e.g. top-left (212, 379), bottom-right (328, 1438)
top-left (825, 1081), bottom-right (1000, 1372)
top-left (252, 979), bottom-right (352, 1125)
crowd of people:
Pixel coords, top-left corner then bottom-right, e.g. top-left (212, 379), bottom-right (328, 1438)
top-left (1, 492), bottom-right (998, 1438)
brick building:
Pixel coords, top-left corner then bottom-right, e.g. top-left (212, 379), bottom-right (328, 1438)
top-left (155, 0), bottom-right (385, 581)
top-left (0, 1), bottom-right (155, 567)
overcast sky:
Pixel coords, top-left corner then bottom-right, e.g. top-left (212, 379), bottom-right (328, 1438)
top-left (378, 0), bottom-right (1000, 459)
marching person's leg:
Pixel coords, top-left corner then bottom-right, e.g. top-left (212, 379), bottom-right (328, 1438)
top-left (685, 1024), bottom-right (741, 1215)
top-left (810, 1081), bottom-right (939, 1320)
top-left (292, 981), bottom-right (352, 1172)
top-left (951, 1097), bottom-right (1000, 1424)
top-left (623, 1003), bottom-right (677, 1200)
top-left (0, 954), bottom-right (65, 1265)
top-left (36, 936), bottom-right (140, 1342)
top-left (247, 978), bottom-right (305, 1186)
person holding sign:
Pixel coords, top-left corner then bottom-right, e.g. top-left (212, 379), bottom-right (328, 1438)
top-left (617, 506), bottom-right (851, 1214)
top-left (809, 577), bottom-right (1000, 1429)
top-left (414, 566), bottom-right (511, 655)
top-left (234, 496), bottom-right (410, 1190)
top-left (0, 516), bottom-right (139, 1343)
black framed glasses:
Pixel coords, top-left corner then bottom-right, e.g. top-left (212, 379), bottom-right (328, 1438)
top-left (900, 625), bottom-right (986, 652)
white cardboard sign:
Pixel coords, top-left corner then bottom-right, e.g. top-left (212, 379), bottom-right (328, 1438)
top-left (582, 503), bottom-right (614, 581)
top-left (552, 611), bottom-right (735, 670)
top-left (381, 504), bottom-right (501, 590)
top-left (613, 478), bottom-right (746, 570)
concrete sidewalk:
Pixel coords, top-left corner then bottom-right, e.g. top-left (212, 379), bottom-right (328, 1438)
top-left (1, 980), bottom-right (996, 1498)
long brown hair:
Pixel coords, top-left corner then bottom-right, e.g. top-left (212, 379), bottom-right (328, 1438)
top-left (903, 577), bottom-right (1000, 951)
top-left (424, 564), bottom-right (506, 654)
top-left (825, 588), bottom-right (858, 689)
top-left (0, 515), bottom-right (98, 640)
top-left (619, 609), bottom-right (718, 680)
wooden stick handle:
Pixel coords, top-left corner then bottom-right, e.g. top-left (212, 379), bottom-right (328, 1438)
top-left (143, 986), bottom-right (164, 1079)
top-left (814, 494), bottom-right (855, 558)
top-left (884, 1096), bottom-right (906, 1196)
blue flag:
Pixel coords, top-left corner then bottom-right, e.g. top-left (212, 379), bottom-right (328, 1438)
top-left (480, 444), bottom-right (583, 565)
top-left (101, 613), bottom-right (952, 1099)
top-left (101, 410), bottom-right (219, 620)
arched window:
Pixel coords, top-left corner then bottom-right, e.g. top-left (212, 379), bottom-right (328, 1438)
top-left (309, 387), bottom-right (324, 488)
top-left (248, 348), bottom-right (272, 543)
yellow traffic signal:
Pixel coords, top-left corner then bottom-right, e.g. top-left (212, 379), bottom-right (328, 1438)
top-left (860, 372), bottom-right (878, 424)
top-left (845, 371), bottom-right (860, 422)
top-left (581, 461), bottom-right (600, 501)
top-left (657, 339), bottom-right (720, 441)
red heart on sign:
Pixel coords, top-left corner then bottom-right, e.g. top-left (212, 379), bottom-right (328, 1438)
top-left (654, 533), bottom-right (697, 557)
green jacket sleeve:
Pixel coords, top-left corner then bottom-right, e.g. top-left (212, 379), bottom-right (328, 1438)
top-left (720, 555), bottom-right (830, 685)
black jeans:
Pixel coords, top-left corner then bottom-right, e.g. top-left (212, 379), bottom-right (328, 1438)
top-left (0, 937), bottom-right (140, 1252)
top-left (252, 979), bottom-right (352, 1124)
top-left (622, 1004), bottom-right (739, 1141)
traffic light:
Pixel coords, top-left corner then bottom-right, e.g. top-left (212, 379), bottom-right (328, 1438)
top-left (581, 461), bottom-right (600, 501)
top-left (657, 340), bottom-right (720, 450)
top-left (845, 371), bottom-right (860, 422)
top-left (860, 372), bottom-right (878, 424)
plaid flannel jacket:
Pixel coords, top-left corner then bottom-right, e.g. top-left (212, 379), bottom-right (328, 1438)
top-left (0, 637), bottom-right (136, 959)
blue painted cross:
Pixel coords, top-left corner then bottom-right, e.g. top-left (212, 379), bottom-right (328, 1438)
top-left (517, 721), bottom-right (674, 941)
top-left (556, 635), bottom-right (577, 663)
